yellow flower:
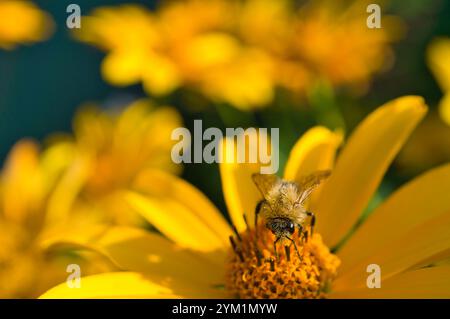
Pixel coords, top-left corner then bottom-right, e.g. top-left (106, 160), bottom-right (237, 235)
top-left (41, 96), bottom-right (450, 298)
top-left (427, 37), bottom-right (450, 125)
top-left (46, 99), bottom-right (183, 226)
top-left (0, 140), bottom-right (113, 298)
top-left (292, 0), bottom-right (401, 93)
top-left (75, 0), bottom-right (400, 109)
top-left (0, 0), bottom-right (54, 50)
top-left (0, 99), bottom-right (180, 298)
top-left (75, 2), bottom-right (274, 110)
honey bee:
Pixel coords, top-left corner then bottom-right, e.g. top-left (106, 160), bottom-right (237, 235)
top-left (252, 170), bottom-right (331, 260)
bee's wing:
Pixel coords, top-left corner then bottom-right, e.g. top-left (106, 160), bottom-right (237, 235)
top-left (252, 173), bottom-right (280, 200)
top-left (296, 170), bottom-right (331, 203)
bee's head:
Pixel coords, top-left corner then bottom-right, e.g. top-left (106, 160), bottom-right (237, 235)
top-left (266, 217), bottom-right (295, 238)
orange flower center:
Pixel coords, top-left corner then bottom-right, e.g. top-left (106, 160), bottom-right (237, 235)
top-left (225, 223), bottom-right (340, 298)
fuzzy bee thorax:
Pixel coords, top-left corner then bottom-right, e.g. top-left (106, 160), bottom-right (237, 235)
top-left (264, 181), bottom-right (307, 225)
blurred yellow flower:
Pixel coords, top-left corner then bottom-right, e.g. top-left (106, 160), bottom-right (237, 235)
top-left (47, 99), bottom-right (183, 226)
top-left (0, 98), bottom-right (182, 298)
top-left (427, 37), bottom-right (450, 125)
top-left (0, 0), bottom-right (54, 50)
top-left (75, 0), bottom-right (400, 110)
top-left (0, 140), bottom-right (113, 298)
top-left (293, 0), bottom-right (400, 94)
top-left (41, 96), bottom-right (450, 299)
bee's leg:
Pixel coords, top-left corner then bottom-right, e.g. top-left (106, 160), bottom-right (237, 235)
top-left (286, 236), bottom-right (302, 262)
top-left (273, 237), bottom-right (281, 261)
top-left (306, 211), bottom-right (316, 238)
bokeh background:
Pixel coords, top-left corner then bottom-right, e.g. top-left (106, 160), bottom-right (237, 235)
top-left (1, 0), bottom-right (449, 213)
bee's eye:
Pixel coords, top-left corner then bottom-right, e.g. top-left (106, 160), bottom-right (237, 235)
top-left (289, 222), bottom-right (295, 234)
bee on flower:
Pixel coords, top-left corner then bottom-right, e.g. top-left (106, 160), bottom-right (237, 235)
top-left (40, 96), bottom-right (450, 299)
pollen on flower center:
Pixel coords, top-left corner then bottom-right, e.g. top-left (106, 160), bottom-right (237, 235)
top-left (225, 223), bottom-right (340, 299)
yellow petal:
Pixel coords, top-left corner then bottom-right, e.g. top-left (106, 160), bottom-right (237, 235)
top-left (219, 129), bottom-right (275, 231)
top-left (38, 223), bottom-right (111, 252)
top-left (283, 126), bottom-right (342, 205)
top-left (101, 50), bottom-right (144, 86)
top-left (125, 192), bottom-right (226, 252)
top-left (337, 163), bottom-right (450, 277)
top-left (183, 32), bottom-right (239, 70)
top-left (95, 227), bottom-right (224, 281)
top-left (125, 170), bottom-right (230, 252)
top-left (133, 169), bottom-right (231, 245)
top-left (333, 210), bottom-right (450, 291)
top-left (40, 227), bottom-right (227, 298)
top-left (39, 272), bottom-right (180, 299)
top-left (45, 154), bottom-right (91, 225)
top-left (142, 53), bottom-right (181, 95)
top-left (427, 37), bottom-right (450, 92)
top-left (202, 49), bottom-right (274, 109)
top-left (1, 140), bottom-right (42, 226)
top-left (312, 96), bottom-right (427, 247)
top-left (434, 253), bottom-right (450, 266)
top-left (330, 266), bottom-right (450, 299)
